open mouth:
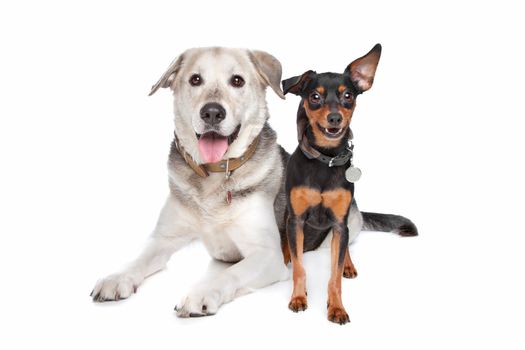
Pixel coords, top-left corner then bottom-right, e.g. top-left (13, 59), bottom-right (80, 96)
top-left (318, 123), bottom-right (345, 139)
top-left (196, 125), bottom-right (240, 163)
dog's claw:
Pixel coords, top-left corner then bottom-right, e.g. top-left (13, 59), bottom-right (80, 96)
top-left (288, 296), bottom-right (308, 312)
top-left (343, 267), bottom-right (358, 279)
top-left (327, 306), bottom-right (350, 325)
top-left (91, 274), bottom-right (136, 302)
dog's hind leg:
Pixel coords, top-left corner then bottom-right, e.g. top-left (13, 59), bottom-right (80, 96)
top-left (91, 196), bottom-right (196, 302)
top-left (347, 198), bottom-right (364, 243)
top-left (343, 248), bottom-right (358, 278)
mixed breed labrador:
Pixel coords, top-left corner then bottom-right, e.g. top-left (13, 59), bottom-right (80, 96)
top-left (91, 44), bottom-right (418, 324)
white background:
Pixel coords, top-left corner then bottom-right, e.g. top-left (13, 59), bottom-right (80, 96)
top-left (1, 0), bottom-right (524, 349)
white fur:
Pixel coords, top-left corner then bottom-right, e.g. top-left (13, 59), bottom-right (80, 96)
top-left (176, 193), bottom-right (288, 316)
top-left (171, 48), bottom-right (269, 164)
top-left (92, 48), bottom-right (289, 315)
top-left (93, 189), bottom-right (288, 313)
top-left (91, 197), bottom-right (198, 301)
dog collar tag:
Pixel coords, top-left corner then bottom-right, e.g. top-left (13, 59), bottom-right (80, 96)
top-left (345, 166), bottom-right (362, 183)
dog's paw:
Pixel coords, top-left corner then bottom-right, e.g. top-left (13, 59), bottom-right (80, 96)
top-left (175, 290), bottom-right (220, 318)
top-left (327, 306), bottom-right (350, 325)
top-left (288, 295), bottom-right (308, 312)
top-left (91, 273), bottom-right (138, 302)
top-left (343, 265), bottom-right (358, 279)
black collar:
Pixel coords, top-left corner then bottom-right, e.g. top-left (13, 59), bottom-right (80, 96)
top-left (299, 132), bottom-right (354, 167)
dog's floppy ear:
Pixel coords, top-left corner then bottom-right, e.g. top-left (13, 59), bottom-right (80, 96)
top-left (248, 50), bottom-right (285, 99)
top-left (345, 44), bottom-right (382, 92)
top-left (148, 55), bottom-right (184, 96)
top-left (282, 70), bottom-right (316, 96)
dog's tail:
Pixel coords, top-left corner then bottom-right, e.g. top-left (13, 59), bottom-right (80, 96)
top-left (361, 212), bottom-right (418, 237)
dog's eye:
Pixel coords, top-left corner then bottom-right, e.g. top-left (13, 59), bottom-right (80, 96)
top-left (189, 74), bottom-right (202, 86)
top-left (342, 91), bottom-right (354, 102)
top-left (230, 75), bottom-right (245, 88)
top-left (309, 92), bottom-right (321, 104)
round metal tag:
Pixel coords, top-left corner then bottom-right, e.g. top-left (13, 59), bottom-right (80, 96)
top-left (345, 166), bottom-right (362, 182)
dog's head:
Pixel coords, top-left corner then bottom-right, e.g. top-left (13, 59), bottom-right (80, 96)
top-left (149, 47), bottom-right (284, 164)
top-left (282, 44), bottom-right (381, 149)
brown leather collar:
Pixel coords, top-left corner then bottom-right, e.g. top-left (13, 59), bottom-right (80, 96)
top-left (175, 134), bottom-right (260, 178)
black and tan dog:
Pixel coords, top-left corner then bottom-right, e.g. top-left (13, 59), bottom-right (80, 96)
top-left (281, 44), bottom-right (417, 324)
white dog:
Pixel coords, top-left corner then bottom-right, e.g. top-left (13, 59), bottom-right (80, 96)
top-left (91, 47), bottom-right (290, 316)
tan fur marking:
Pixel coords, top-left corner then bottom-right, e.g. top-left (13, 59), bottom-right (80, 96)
top-left (343, 248), bottom-right (358, 278)
top-left (338, 85), bottom-right (346, 93)
top-left (317, 86), bottom-right (325, 95)
top-left (302, 101), bottom-right (355, 149)
top-left (289, 223), bottom-right (307, 312)
top-left (327, 231), bottom-right (349, 324)
top-left (303, 101), bottom-right (339, 148)
top-left (337, 105), bottom-right (354, 125)
top-left (322, 189), bottom-right (352, 222)
top-left (290, 186), bottom-right (322, 216)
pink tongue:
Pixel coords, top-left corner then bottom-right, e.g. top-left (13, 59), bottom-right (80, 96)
top-left (198, 132), bottom-right (229, 163)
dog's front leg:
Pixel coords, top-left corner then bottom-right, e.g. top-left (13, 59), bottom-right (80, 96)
top-left (175, 248), bottom-right (287, 317)
top-left (91, 196), bottom-right (196, 302)
top-left (175, 195), bottom-right (288, 317)
top-left (287, 215), bottom-right (308, 312)
top-left (327, 226), bottom-right (350, 324)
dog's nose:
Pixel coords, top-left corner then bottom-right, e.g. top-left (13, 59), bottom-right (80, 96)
top-left (327, 113), bottom-right (342, 126)
top-left (200, 103), bottom-right (226, 125)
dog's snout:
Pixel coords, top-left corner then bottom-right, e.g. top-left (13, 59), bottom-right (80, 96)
top-left (327, 113), bottom-right (342, 126)
top-left (200, 103), bottom-right (226, 125)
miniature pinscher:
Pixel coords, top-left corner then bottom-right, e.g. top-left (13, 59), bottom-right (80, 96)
top-left (281, 44), bottom-right (390, 324)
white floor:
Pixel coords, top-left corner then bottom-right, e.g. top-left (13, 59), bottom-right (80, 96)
top-left (10, 225), bottom-right (518, 350)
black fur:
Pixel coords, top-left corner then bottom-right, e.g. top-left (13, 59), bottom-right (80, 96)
top-left (361, 212), bottom-right (418, 236)
top-left (285, 126), bottom-right (354, 256)
top-left (282, 64), bottom-right (418, 261)
top-left (284, 71), bottom-right (358, 269)
top-left (280, 46), bottom-right (418, 324)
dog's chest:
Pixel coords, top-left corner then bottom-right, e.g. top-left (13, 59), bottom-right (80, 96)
top-left (197, 195), bottom-right (268, 262)
top-left (168, 152), bottom-right (282, 262)
top-left (305, 204), bottom-right (336, 229)
top-left (187, 176), bottom-right (252, 262)
top-left (197, 175), bottom-right (246, 210)
top-left (171, 170), bottom-right (244, 209)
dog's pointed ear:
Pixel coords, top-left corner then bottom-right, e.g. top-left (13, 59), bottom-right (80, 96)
top-left (149, 55), bottom-right (184, 96)
top-left (248, 50), bottom-right (285, 99)
top-left (345, 44), bottom-right (382, 92)
top-left (282, 70), bottom-right (316, 96)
